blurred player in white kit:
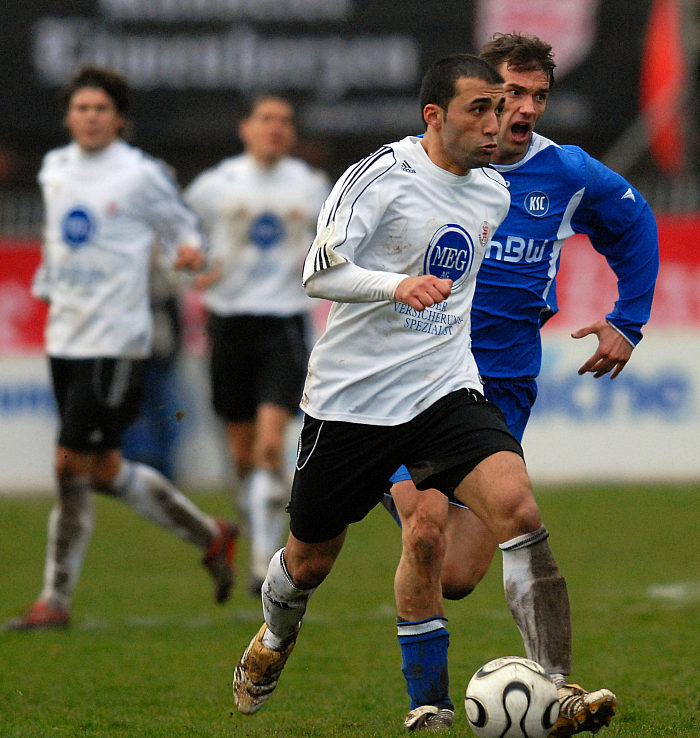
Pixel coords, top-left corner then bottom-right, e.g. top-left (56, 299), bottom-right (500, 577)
top-left (185, 95), bottom-right (330, 595)
top-left (5, 66), bottom-right (238, 631)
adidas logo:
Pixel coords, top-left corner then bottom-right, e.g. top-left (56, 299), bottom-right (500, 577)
top-left (401, 160), bottom-right (416, 174)
top-left (622, 187), bottom-right (636, 202)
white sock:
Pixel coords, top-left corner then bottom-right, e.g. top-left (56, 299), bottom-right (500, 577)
top-left (109, 460), bottom-right (218, 549)
top-left (500, 526), bottom-right (572, 675)
top-left (247, 469), bottom-right (289, 581)
top-left (39, 476), bottom-right (95, 611)
top-left (550, 673), bottom-right (567, 689)
top-left (261, 548), bottom-right (316, 647)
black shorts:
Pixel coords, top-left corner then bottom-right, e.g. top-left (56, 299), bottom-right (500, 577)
top-left (288, 388), bottom-right (523, 542)
top-left (208, 313), bottom-right (310, 422)
top-left (50, 357), bottom-right (146, 452)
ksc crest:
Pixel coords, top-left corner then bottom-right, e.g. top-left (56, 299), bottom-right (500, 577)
top-left (524, 191), bottom-right (549, 218)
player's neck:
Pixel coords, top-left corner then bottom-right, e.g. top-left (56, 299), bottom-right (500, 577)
top-left (248, 151), bottom-right (284, 168)
top-left (491, 133), bottom-right (533, 166)
top-left (75, 139), bottom-right (118, 157)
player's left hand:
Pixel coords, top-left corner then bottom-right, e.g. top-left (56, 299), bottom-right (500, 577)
top-left (572, 319), bottom-right (633, 379)
top-left (174, 244), bottom-right (205, 271)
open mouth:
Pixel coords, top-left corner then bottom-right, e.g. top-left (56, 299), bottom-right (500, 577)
top-left (509, 122), bottom-right (531, 144)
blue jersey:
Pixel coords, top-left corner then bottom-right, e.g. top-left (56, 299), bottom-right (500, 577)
top-left (471, 132), bottom-right (659, 379)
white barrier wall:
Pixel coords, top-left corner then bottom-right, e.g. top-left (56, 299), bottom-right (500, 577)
top-left (2, 329), bottom-right (698, 494)
top-left (0, 356), bottom-right (56, 492)
top-left (0, 353), bottom-right (293, 493)
top-left (525, 330), bottom-right (700, 483)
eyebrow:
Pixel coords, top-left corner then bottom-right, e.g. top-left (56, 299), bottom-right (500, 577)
top-left (468, 95), bottom-right (501, 106)
top-left (505, 82), bottom-right (550, 95)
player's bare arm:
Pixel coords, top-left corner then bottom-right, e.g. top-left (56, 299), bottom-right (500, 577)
top-left (572, 319), bottom-right (634, 379)
top-left (394, 275), bottom-right (452, 311)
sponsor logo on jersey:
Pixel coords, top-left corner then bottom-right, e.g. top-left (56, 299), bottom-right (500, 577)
top-left (524, 191), bottom-right (549, 218)
top-left (400, 160), bottom-right (416, 174)
top-left (424, 224), bottom-right (474, 288)
top-left (484, 236), bottom-right (548, 263)
top-left (249, 212), bottom-right (285, 248)
top-left (61, 206), bottom-right (96, 248)
top-left (622, 187), bottom-right (636, 201)
top-left (479, 221), bottom-right (489, 247)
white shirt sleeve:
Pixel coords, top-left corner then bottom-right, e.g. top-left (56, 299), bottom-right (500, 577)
top-left (304, 261), bottom-right (408, 303)
top-left (139, 159), bottom-right (206, 258)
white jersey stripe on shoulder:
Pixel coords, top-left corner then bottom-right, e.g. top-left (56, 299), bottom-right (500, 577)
top-left (324, 146), bottom-right (395, 227)
top-left (307, 146), bottom-right (396, 279)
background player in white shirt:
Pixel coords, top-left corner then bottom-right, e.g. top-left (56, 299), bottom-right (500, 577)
top-left (388, 34), bottom-right (656, 735)
top-left (185, 96), bottom-right (330, 595)
top-left (232, 55), bottom-right (589, 727)
top-left (5, 67), bottom-right (238, 631)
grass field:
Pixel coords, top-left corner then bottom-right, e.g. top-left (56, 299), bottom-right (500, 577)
top-left (1, 483), bottom-right (698, 737)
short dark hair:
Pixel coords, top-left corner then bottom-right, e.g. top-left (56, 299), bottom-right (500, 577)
top-left (419, 54), bottom-right (504, 115)
top-left (61, 66), bottom-right (131, 115)
top-left (479, 33), bottom-right (556, 89)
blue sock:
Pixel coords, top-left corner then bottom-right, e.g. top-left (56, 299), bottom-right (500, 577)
top-left (397, 617), bottom-right (453, 710)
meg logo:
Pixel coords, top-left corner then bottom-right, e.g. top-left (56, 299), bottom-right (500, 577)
top-left (61, 206), bottom-right (96, 248)
top-left (524, 190), bottom-right (549, 217)
top-left (424, 224), bottom-right (474, 288)
top-left (249, 212), bottom-right (285, 249)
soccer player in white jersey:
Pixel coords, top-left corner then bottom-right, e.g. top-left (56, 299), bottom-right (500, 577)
top-left (387, 34), bottom-right (658, 735)
top-left (5, 67), bottom-right (238, 631)
top-left (232, 54), bottom-right (589, 727)
top-left (184, 96), bottom-right (330, 596)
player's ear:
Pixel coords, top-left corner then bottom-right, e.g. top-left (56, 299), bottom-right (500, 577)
top-left (238, 117), bottom-right (250, 145)
top-left (423, 104), bottom-right (444, 129)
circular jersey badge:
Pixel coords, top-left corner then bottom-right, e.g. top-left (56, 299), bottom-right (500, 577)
top-left (524, 190), bottom-right (550, 217)
top-left (424, 224), bottom-right (474, 288)
top-left (249, 212), bottom-right (285, 249)
top-left (61, 206), bottom-right (96, 248)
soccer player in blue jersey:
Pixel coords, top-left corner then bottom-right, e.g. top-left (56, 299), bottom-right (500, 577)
top-left (389, 34), bottom-right (658, 734)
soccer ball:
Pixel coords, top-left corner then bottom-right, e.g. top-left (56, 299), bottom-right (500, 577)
top-left (464, 656), bottom-right (560, 738)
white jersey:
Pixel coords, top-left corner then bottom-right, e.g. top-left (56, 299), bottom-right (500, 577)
top-left (34, 140), bottom-right (204, 359)
top-left (184, 153), bottom-right (330, 317)
top-left (301, 135), bottom-right (510, 426)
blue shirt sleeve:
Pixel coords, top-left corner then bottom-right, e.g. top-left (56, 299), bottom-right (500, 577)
top-left (570, 151), bottom-right (659, 345)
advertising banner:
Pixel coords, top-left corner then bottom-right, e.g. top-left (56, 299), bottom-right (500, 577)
top-left (1, 0), bottom-right (676, 188)
top-left (526, 215), bottom-right (700, 482)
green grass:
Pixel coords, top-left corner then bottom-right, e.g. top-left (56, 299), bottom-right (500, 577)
top-left (1, 484), bottom-right (698, 736)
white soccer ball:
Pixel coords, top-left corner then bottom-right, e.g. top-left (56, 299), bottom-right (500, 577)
top-left (464, 656), bottom-right (560, 738)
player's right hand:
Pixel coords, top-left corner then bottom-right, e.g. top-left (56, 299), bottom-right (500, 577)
top-left (394, 275), bottom-right (452, 311)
